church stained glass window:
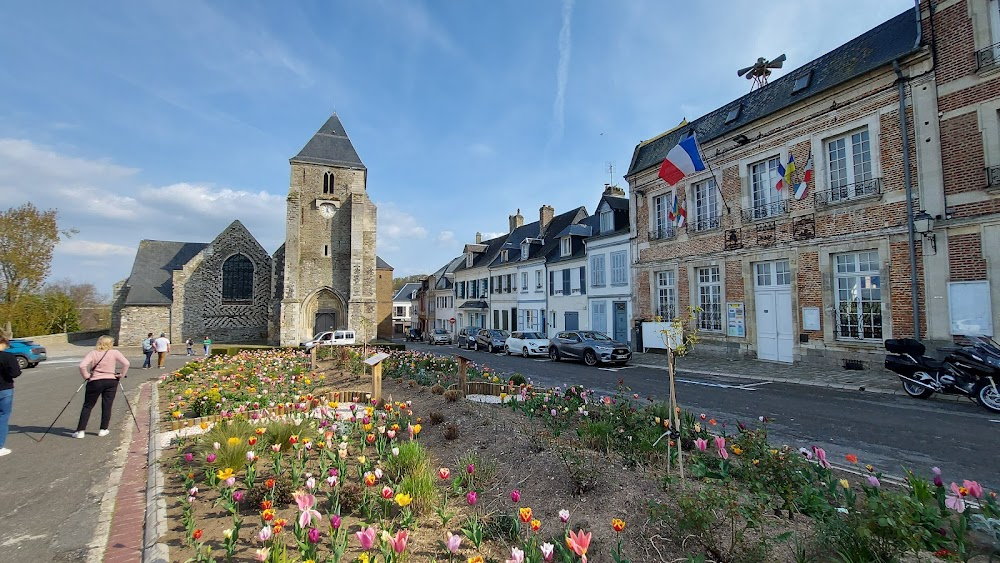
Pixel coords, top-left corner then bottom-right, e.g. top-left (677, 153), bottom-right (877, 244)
top-left (222, 254), bottom-right (254, 301)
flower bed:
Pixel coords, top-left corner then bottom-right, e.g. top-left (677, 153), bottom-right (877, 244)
top-left (157, 348), bottom-right (1000, 562)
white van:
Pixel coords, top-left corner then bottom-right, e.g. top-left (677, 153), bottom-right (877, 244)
top-left (301, 330), bottom-right (356, 350)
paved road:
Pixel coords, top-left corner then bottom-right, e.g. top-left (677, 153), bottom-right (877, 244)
top-left (0, 348), bottom-right (194, 563)
top-left (409, 341), bottom-right (1000, 490)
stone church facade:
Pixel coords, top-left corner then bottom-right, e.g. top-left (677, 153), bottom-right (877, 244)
top-left (111, 114), bottom-right (393, 347)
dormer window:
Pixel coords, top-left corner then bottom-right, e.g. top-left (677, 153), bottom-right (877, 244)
top-left (501, 250), bottom-right (508, 262)
top-left (466, 252), bottom-right (473, 268)
top-left (521, 242), bottom-right (529, 260)
top-left (561, 237), bottom-right (572, 257)
top-left (600, 209), bottom-right (613, 233)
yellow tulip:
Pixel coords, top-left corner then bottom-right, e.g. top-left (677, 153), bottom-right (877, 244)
top-left (395, 493), bottom-right (412, 507)
top-left (217, 467), bottom-right (235, 480)
top-left (227, 437), bottom-right (241, 447)
top-left (839, 479), bottom-right (850, 489)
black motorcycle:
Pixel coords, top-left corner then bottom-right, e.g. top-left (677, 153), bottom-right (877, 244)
top-left (884, 337), bottom-right (1000, 413)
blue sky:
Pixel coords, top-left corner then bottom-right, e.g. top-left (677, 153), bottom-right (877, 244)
top-left (0, 0), bottom-right (913, 296)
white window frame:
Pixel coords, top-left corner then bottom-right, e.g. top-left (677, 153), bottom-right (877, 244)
top-left (692, 177), bottom-right (719, 232)
top-left (833, 251), bottom-right (883, 341)
top-left (600, 209), bottom-right (613, 233)
top-left (521, 272), bottom-right (528, 292)
top-left (652, 193), bottom-right (674, 239)
top-left (824, 127), bottom-right (875, 202)
top-left (749, 156), bottom-right (784, 219)
top-left (655, 270), bottom-right (676, 320)
top-left (696, 266), bottom-right (722, 332)
top-left (521, 242), bottom-right (529, 260)
top-left (535, 270), bottom-right (542, 290)
top-left (561, 237), bottom-right (572, 257)
top-left (591, 254), bottom-right (606, 287)
top-left (610, 251), bottom-right (628, 285)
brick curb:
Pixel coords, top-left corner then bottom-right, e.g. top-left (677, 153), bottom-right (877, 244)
top-left (142, 384), bottom-right (169, 563)
top-left (630, 363), bottom-right (970, 404)
top-left (103, 384), bottom-right (152, 563)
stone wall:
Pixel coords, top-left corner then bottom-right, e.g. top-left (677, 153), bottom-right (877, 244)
top-left (175, 221), bottom-right (272, 344)
top-left (118, 305), bottom-right (170, 346)
top-left (376, 264), bottom-right (393, 339)
top-left (110, 278), bottom-right (128, 344)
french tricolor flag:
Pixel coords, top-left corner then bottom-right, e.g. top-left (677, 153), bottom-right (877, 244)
top-left (658, 134), bottom-right (706, 186)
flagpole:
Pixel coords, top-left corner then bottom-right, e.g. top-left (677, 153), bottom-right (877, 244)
top-left (690, 132), bottom-right (731, 215)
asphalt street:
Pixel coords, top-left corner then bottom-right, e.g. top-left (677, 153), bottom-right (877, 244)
top-left (0, 347), bottom-right (194, 563)
top-left (408, 341), bottom-right (1000, 490)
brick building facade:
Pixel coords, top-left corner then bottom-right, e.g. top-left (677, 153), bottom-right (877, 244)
top-left (628, 9), bottom-right (933, 367)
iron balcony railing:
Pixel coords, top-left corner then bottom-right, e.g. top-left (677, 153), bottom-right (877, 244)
top-left (649, 225), bottom-right (677, 241)
top-left (687, 214), bottom-right (721, 233)
top-left (987, 166), bottom-right (1000, 188)
top-left (977, 42), bottom-right (1000, 73)
top-left (814, 177), bottom-right (882, 207)
top-left (740, 200), bottom-right (788, 223)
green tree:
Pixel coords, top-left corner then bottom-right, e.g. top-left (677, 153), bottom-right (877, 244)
top-left (44, 278), bottom-right (110, 330)
top-left (0, 203), bottom-right (69, 304)
top-left (393, 274), bottom-right (427, 291)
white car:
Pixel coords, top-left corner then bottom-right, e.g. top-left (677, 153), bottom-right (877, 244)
top-left (505, 331), bottom-right (550, 357)
top-left (301, 330), bottom-right (356, 350)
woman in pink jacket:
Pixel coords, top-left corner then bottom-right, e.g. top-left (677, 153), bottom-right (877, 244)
top-left (73, 335), bottom-right (130, 438)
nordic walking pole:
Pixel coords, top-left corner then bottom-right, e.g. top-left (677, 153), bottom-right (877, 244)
top-left (39, 381), bottom-right (87, 442)
top-left (118, 378), bottom-right (141, 432)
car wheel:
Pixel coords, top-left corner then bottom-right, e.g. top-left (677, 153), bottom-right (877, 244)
top-left (505, 346), bottom-right (511, 355)
top-left (549, 348), bottom-right (560, 361)
top-left (15, 356), bottom-right (28, 370)
top-left (522, 347), bottom-right (530, 358)
top-left (583, 350), bottom-right (598, 367)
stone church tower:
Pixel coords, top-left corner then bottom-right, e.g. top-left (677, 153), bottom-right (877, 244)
top-left (278, 114), bottom-right (379, 345)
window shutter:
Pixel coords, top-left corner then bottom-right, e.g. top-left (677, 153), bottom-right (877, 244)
top-left (549, 271), bottom-right (554, 295)
top-left (580, 266), bottom-right (586, 295)
top-left (562, 269), bottom-right (570, 295)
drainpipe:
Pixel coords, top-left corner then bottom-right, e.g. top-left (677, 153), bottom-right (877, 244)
top-left (894, 60), bottom-right (921, 339)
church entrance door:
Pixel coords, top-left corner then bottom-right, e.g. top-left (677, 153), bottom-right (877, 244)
top-left (314, 312), bottom-right (336, 335)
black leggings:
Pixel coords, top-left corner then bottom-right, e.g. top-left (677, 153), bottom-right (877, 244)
top-left (77, 379), bottom-right (118, 431)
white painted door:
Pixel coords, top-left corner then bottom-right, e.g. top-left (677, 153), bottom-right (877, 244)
top-left (754, 261), bottom-right (794, 363)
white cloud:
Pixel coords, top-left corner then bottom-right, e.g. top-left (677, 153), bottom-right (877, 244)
top-left (56, 239), bottom-right (135, 258)
top-left (436, 230), bottom-right (455, 245)
top-left (550, 0), bottom-right (575, 146)
top-left (376, 201), bottom-right (428, 252)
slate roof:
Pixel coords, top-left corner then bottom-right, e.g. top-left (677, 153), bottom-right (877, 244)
top-left (291, 114), bottom-right (367, 170)
top-left (458, 300), bottom-right (488, 309)
top-left (123, 240), bottom-right (209, 306)
top-left (602, 194), bottom-right (629, 212)
top-left (454, 233), bottom-right (509, 272)
top-left (376, 256), bottom-right (393, 270)
top-left (434, 255), bottom-right (464, 289)
top-left (555, 224), bottom-right (593, 238)
top-left (628, 8), bottom-right (920, 177)
top-left (393, 282), bottom-right (422, 302)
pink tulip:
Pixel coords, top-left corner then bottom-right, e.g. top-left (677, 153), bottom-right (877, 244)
top-left (964, 480), bottom-right (984, 499)
top-left (559, 509), bottom-right (570, 523)
top-left (467, 463), bottom-right (475, 474)
top-left (355, 526), bottom-right (376, 549)
top-left (946, 482), bottom-right (967, 512)
top-left (510, 489), bottom-right (521, 503)
top-left (714, 436), bottom-right (726, 451)
top-left (388, 530), bottom-right (408, 554)
top-left (293, 491), bottom-right (322, 527)
top-left (694, 438), bottom-right (707, 452)
top-left (566, 529), bottom-right (592, 562)
top-left (540, 542), bottom-right (555, 562)
top-left (184, 452), bottom-right (194, 462)
top-left (467, 490), bottom-right (478, 505)
top-left (505, 546), bottom-right (525, 563)
top-left (258, 526), bottom-right (272, 542)
top-left (206, 453), bottom-right (217, 463)
top-left (812, 446), bottom-right (831, 469)
top-left (255, 547), bottom-right (269, 561)
top-left (446, 531), bottom-right (462, 553)
top-left (308, 527), bottom-right (321, 544)
top-left (330, 514), bottom-right (342, 530)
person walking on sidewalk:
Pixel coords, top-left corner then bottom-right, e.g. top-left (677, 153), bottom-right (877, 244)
top-left (74, 335), bottom-right (130, 439)
top-left (0, 335), bottom-right (22, 456)
top-left (202, 335), bottom-right (212, 356)
top-left (141, 332), bottom-right (154, 369)
top-left (154, 332), bottom-right (171, 369)
top-left (185, 338), bottom-right (194, 356)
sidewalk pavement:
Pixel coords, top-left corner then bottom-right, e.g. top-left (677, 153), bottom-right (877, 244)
top-left (630, 351), bottom-right (960, 399)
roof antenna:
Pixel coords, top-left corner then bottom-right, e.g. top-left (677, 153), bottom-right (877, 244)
top-left (606, 161), bottom-right (615, 186)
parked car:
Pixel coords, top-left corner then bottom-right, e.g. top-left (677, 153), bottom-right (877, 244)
top-left (456, 327), bottom-right (479, 349)
top-left (405, 328), bottom-right (423, 342)
top-left (429, 328), bottom-right (451, 345)
top-left (475, 329), bottom-right (510, 353)
top-left (505, 331), bottom-right (549, 357)
top-left (300, 330), bottom-right (356, 350)
top-left (7, 338), bottom-right (47, 369)
top-left (548, 331), bottom-right (631, 366)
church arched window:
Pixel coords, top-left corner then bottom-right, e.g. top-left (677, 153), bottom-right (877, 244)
top-left (323, 172), bottom-right (334, 194)
top-left (222, 253), bottom-right (254, 301)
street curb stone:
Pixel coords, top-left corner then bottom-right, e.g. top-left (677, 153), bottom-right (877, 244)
top-left (142, 383), bottom-right (169, 563)
top-left (631, 363), bottom-right (970, 404)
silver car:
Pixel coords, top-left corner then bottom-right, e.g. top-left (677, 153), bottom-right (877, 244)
top-left (548, 330), bottom-right (631, 366)
top-left (505, 331), bottom-right (549, 357)
top-left (429, 328), bottom-right (451, 345)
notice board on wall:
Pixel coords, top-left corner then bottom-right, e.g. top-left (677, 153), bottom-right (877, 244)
top-left (947, 281), bottom-right (993, 336)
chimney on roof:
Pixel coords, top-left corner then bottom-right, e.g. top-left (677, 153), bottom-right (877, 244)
top-left (539, 205), bottom-right (555, 237)
top-left (603, 183), bottom-right (626, 198)
top-left (508, 208), bottom-right (524, 232)
top-left (475, 232), bottom-right (482, 244)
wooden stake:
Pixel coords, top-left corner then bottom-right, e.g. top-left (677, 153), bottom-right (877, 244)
top-left (668, 346), bottom-right (684, 480)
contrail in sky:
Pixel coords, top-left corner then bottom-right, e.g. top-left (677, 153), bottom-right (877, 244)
top-left (551, 0), bottom-right (575, 145)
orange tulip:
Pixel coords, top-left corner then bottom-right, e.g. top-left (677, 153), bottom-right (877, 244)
top-left (519, 507), bottom-right (532, 523)
top-left (845, 454), bottom-right (858, 464)
top-left (612, 518), bottom-right (626, 532)
top-left (530, 518), bottom-right (541, 532)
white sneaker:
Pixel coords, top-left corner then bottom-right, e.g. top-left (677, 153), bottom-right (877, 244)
top-left (72, 431), bottom-right (85, 439)
top-left (0, 447), bottom-right (11, 456)
top-left (98, 429), bottom-right (110, 437)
